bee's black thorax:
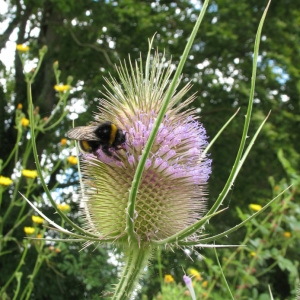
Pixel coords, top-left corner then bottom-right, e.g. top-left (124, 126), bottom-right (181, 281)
top-left (93, 122), bottom-right (126, 157)
top-left (94, 122), bottom-right (115, 145)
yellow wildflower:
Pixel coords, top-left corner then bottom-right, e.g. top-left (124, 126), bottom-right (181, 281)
top-left (189, 268), bottom-right (202, 281)
top-left (67, 156), bottom-right (78, 165)
top-left (284, 231), bottom-right (291, 238)
top-left (57, 203), bottom-right (71, 213)
top-left (37, 234), bottom-right (43, 239)
top-left (54, 84), bottom-right (70, 92)
top-left (24, 227), bottom-right (35, 234)
top-left (32, 215), bottom-right (44, 224)
top-left (249, 204), bottom-right (262, 212)
top-left (21, 117), bottom-right (30, 127)
top-left (60, 138), bottom-right (67, 146)
top-left (22, 169), bottom-right (38, 179)
top-left (0, 176), bottom-right (13, 186)
top-left (17, 103), bottom-right (23, 110)
top-left (16, 44), bottom-right (30, 52)
top-left (202, 280), bottom-right (208, 288)
top-left (164, 274), bottom-right (174, 283)
top-left (250, 251), bottom-right (257, 257)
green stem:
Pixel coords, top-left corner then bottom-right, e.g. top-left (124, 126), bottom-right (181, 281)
top-left (156, 247), bottom-right (163, 289)
top-left (42, 91), bottom-right (69, 130)
top-left (19, 252), bottom-right (45, 300)
top-left (26, 82), bottom-right (99, 238)
top-left (1, 126), bottom-right (35, 230)
top-left (2, 164), bottom-right (34, 229)
top-left (28, 48), bottom-right (47, 83)
top-left (42, 65), bottom-right (71, 129)
top-left (0, 241), bottom-right (29, 296)
top-left (206, 0), bottom-right (271, 218)
top-left (202, 108), bottom-right (240, 157)
top-left (0, 188), bottom-right (3, 215)
top-left (1, 128), bottom-right (22, 171)
top-left (194, 185), bottom-right (290, 244)
top-left (12, 272), bottom-right (22, 300)
top-left (256, 260), bottom-right (278, 277)
top-left (112, 244), bottom-right (153, 300)
top-left (173, 110), bottom-right (271, 245)
top-left (4, 209), bottom-right (33, 240)
top-left (214, 248), bottom-right (234, 300)
top-left (13, 181), bottom-right (36, 225)
top-left (43, 109), bottom-right (68, 131)
top-left (127, 0), bottom-right (211, 241)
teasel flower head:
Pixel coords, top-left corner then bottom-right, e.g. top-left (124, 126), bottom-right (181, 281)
top-left (79, 48), bottom-right (212, 247)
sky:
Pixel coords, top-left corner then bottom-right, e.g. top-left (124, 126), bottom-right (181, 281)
top-left (0, 1), bottom-right (17, 71)
top-left (0, 0), bottom-right (290, 103)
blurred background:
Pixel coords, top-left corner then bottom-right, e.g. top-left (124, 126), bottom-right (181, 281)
top-left (0, 0), bottom-right (299, 299)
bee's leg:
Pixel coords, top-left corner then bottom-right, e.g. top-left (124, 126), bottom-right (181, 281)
top-left (115, 144), bottom-right (126, 151)
top-left (101, 145), bottom-right (112, 157)
top-left (102, 145), bottom-right (121, 161)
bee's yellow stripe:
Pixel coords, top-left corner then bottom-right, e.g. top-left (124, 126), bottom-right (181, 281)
top-left (80, 140), bottom-right (92, 152)
top-left (109, 123), bottom-right (117, 146)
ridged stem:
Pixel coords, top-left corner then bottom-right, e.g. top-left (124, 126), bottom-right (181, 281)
top-left (112, 244), bottom-right (153, 300)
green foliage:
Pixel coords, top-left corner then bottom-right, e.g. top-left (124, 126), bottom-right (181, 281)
top-left (0, 48), bottom-right (117, 299)
top-left (149, 174), bottom-right (300, 300)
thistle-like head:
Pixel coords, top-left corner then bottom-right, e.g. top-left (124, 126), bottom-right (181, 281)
top-left (80, 50), bottom-right (211, 246)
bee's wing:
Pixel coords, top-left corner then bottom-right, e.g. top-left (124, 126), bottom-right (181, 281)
top-left (67, 126), bottom-right (100, 140)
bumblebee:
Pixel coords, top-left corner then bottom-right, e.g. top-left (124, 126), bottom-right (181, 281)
top-left (67, 121), bottom-right (126, 158)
